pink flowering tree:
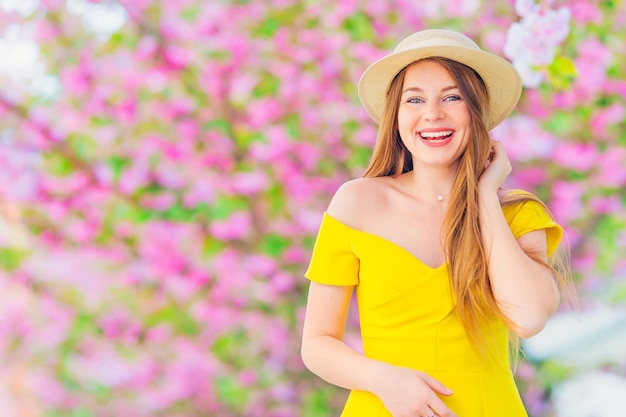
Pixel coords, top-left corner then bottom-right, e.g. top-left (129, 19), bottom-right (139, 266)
top-left (0, 0), bottom-right (624, 416)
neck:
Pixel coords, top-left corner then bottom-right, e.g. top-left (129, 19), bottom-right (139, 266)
top-left (403, 165), bottom-right (457, 202)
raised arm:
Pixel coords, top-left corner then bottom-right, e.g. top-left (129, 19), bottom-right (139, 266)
top-left (478, 141), bottom-right (560, 338)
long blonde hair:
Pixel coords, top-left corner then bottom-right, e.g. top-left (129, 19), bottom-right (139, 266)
top-left (363, 57), bottom-right (573, 354)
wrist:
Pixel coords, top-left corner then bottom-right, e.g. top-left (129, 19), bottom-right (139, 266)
top-left (478, 186), bottom-right (500, 202)
top-left (365, 360), bottom-right (392, 395)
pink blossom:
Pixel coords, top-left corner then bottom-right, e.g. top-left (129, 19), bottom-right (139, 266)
top-left (553, 142), bottom-right (599, 172)
top-left (589, 196), bottom-right (623, 214)
top-left (282, 246), bottom-right (307, 264)
top-left (270, 271), bottom-right (295, 293)
top-left (41, 172), bottom-right (91, 195)
top-left (551, 180), bottom-right (585, 223)
top-left (99, 309), bottom-right (132, 339)
top-left (153, 161), bottom-right (187, 189)
top-left (494, 115), bottom-right (556, 161)
top-left (572, 38), bottom-right (613, 99)
top-left (570, 1), bottom-right (603, 24)
top-left (59, 64), bottom-right (91, 96)
top-left (135, 35), bottom-right (159, 60)
top-left (590, 103), bottom-right (625, 140)
top-left (507, 166), bottom-right (546, 190)
top-left (247, 98), bottom-right (284, 128)
top-left (209, 212), bottom-right (252, 240)
top-left (593, 148), bottom-right (626, 188)
top-left (118, 160), bottom-right (150, 194)
top-left (246, 254), bottom-right (276, 275)
top-left (182, 179), bottom-right (216, 207)
top-left (444, 0), bottom-right (481, 18)
top-left (140, 192), bottom-right (176, 211)
top-left (522, 90), bottom-right (550, 118)
top-left (365, 0), bottom-right (391, 15)
top-left (66, 218), bottom-right (99, 244)
top-left (248, 126), bottom-right (290, 162)
top-left (230, 171), bottom-right (269, 195)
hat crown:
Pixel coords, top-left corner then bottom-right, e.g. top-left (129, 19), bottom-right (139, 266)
top-left (394, 29), bottom-right (480, 54)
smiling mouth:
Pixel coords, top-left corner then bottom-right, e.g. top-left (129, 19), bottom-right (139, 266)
top-left (419, 130), bottom-right (454, 142)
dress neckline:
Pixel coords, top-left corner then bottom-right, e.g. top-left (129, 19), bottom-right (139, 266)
top-left (323, 212), bottom-right (448, 271)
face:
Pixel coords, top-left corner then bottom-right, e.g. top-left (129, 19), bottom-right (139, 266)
top-left (397, 59), bottom-right (471, 169)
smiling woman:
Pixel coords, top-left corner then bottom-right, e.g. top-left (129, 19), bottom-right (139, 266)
top-left (301, 29), bottom-right (574, 417)
top-left (397, 60), bottom-right (472, 164)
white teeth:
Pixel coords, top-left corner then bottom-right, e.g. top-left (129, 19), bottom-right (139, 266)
top-left (420, 130), bottom-right (453, 139)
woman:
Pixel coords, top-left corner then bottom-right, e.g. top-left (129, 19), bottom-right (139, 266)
top-left (300, 29), bottom-right (572, 417)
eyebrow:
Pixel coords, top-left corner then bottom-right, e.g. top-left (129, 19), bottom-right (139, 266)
top-left (402, 85), bottom-right (459, 95)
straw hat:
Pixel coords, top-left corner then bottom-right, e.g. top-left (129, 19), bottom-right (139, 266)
top-left (358, 29), bottom-right (522, 130)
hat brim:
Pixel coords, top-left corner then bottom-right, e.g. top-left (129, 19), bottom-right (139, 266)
top-left (358, 45), bottom-right (522, 130)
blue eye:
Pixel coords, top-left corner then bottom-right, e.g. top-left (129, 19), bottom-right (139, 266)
top-left (444, 95), bottom-right (462, 102)
top-left (407, 97), bottom-right (424, 103)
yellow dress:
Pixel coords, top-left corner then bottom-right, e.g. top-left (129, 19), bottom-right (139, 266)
top-left (305, 196), bottom-right (562, 417)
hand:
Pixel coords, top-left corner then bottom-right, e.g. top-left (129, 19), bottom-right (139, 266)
top-left (478, 140), bottom-right (511, 194)
top-left (371, 363), bottom-right (458, 417)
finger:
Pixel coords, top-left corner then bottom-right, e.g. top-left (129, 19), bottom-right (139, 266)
top-left (429, 398), bottom-right (460, 417)
top-left (492, 140), bottom-right (508, 156)
top-left (419, 373), bottom-right (453, 396)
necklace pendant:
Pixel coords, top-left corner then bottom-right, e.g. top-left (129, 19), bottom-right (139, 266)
top-left (437, 194), bottom-right (444, 201)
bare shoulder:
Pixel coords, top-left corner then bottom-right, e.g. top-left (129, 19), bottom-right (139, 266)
top-left (327, 177), bottom-right (391, 228)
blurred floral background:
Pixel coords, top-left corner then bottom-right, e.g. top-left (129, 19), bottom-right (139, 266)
top-left (0, 0), bottom-right (624, 416)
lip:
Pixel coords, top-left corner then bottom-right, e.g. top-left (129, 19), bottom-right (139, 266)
top-left (417, 128), bottom-right (455, 147)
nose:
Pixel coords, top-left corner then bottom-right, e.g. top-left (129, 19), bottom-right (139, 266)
top-left (423, 101), bottom-right (444, 121)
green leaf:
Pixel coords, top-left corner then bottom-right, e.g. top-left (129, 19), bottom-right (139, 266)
top-left (212, 328), bottom-right (248, 363)
top-left (235, 129), bottom-right (265, 150)
top-left (344, 12), bottom-right (376, 42)
top-left (61, 313), bottom-right (95, 355)
top-left (204, 119), bottom-right (233, 136)
top-left (44, 153), bottom-right (75, 177)
top-left (108, 156), bottom-right (132, 181)
top-left (253, 73), bottom-right (280, 97)
top-left (595, 215), bottom-right (625, 274)
top-left (547, 56), bottom-right (578, 91)
top-left (0, 248), bottom-right (29, 271)
top-left (284, 113), bottom-right (300, 138)
top-left (162, 202), bottom-right (193, 222)
top-left (146, 306), bottom-right (200, 336)
top-left (105, 32), bottom-right (126, 50)
top-left (181, 5), bottom-right (200, 21)
top-left (214, 375), bottom-right (250, 411)
top-left (110, 200), bottom-right (153, 223)
top-left (542, 112), bottom-right (575, 136)
top-left (210, 195), bottom-right (249, 220)
top-left (261, 234), bottom-right (291, 257)
top-left (254, 16), bottom-right (280, 38)
top-left (203, 236), bottom-right (225, 256)
top-left (347, 145), bottom-right (371, 169)
top-left (266, 184), bottom-right (286, 216)
top-left (302, 389), bottom-right (336, 417)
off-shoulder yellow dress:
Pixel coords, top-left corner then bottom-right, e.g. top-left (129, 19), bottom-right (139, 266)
top-left (305, 196), bottom-right (562, 417)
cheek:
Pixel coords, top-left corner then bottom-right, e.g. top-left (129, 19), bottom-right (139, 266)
top-left (397, 108), bottom-right (414, 130)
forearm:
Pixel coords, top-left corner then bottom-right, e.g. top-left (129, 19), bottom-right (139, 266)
top-left (479, 191), bottom-right (560, 337)
top-left (301, 335), bottom-right (386, 393)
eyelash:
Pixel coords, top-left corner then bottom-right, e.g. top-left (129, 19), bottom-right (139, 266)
top-left (407, 95), bottom-right (462, 103)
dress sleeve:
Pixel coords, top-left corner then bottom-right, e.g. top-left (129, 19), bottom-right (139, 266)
top-left (503, 199), bottom-right (563, 257)
top-left (304, 212), bottom-right (360, 286)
